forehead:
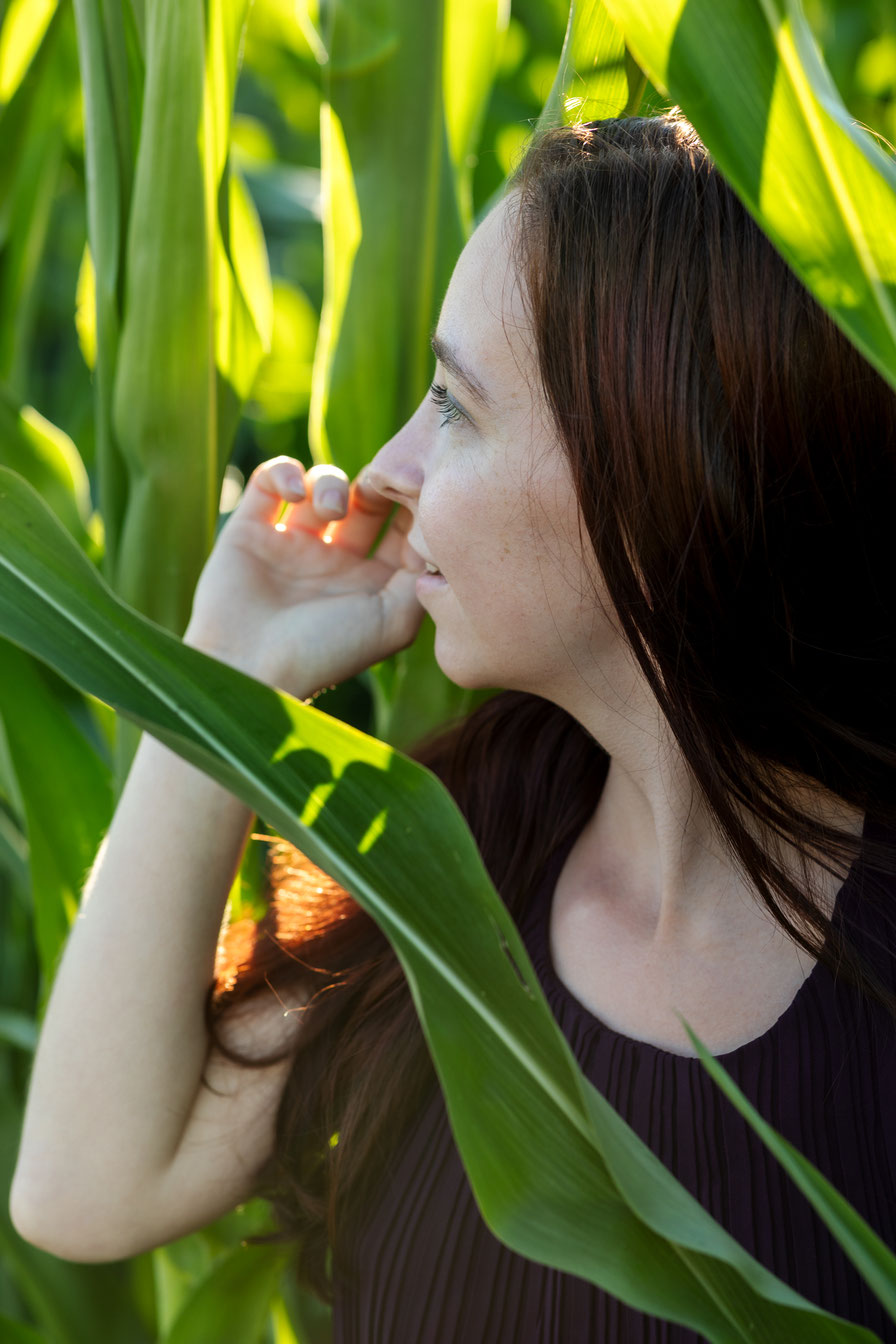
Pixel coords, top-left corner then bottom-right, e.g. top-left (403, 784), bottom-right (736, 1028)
top-left (436, 195), bottom-right (536, 392)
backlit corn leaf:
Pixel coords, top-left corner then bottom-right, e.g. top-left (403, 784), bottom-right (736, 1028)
top-left (308, 0), bottom-right (501, 745)
top-left (538, 0), bottom-right (629, 129)
top-left (0, 0), bottom-right (57, 109)
top-left (0, 389), bottom-right (96, 553)
top-left (604, 0), bottom-right (896, 395)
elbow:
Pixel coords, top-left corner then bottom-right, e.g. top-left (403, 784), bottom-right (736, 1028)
top-left (9, 1162), bottom-right (136, 1264)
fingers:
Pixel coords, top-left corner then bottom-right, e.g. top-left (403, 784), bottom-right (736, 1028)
top-left (236, 457), bottom-right (308, 526)
top-left (236, 459), bottom-right (351, 533)
top-left (280, 463), bottom-right (352, 534)
top-left (234, 458), bottom-right (412, 564)
top-left (325, 472), bottom-right (405, 557)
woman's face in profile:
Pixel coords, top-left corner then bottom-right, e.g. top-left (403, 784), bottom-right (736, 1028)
top-left (366, 196), bottom-right (615, 700)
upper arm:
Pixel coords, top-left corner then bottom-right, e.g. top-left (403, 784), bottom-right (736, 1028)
top-left (153, 990), bottom-right (304, 1237)
top-left (14, 988), bottom-right (305, 1263)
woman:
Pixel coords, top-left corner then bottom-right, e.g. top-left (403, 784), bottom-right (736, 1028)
top-left (11, 113), bottom-right (896, 1341)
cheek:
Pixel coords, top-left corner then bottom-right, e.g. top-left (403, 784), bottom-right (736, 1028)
top-left (418, 468), bottom-right (500, 572)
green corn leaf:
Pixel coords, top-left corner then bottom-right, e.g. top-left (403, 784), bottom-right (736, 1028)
top-left (0, 390), bottom-right (97, 553)
top-left (0, 0), bottom-right (57, 108)
top-left (111, 0), bottom-right (215, 636)
top-left (0, 1009), bottom-right (38, 1053)
top-left (0, 641), bottom-right (112, 987)
top-left (206, 0), bottom-right (274, 463)
top-left (443, 0), bottom-right (508, 228)
top-left (310, 0), bottom-right (464, 474)
top-left (0, 4), bottom-right (69, 394)
top-left (603, 0), bottom-right (896, 394)
top-left (153, 1236), bottom-right (217, 1339)
top-left (99, 0), bottom-right (140, 220)
top-left (0, 1102), bottom-right (151, 1344)
top-left (248, 277), bottom-right (317, 425)
top-left (0, 124), bottom-right (63, 392)
top-left (0, 805), bottom-right (28, 891)
top-left (111, 0), bottom-right (264, 641)
top-left (163, 1244), bottom-right (290, 1344)
top-left (308, 99), bottom-right (361, 467)
top-left (75, 243), bottom-right (97, 373)
top-left (128, 0), bottom-right (146, 54)
top-left (278, 1275), bottom-right (334, 1344)
top-left (539, 0), bottom-right (630, 130)
top-left (0, 1), bottom-right (65, 249)
top-left (72, 0), bottom-right (131, 573)
top-left (216, 166), bottom-right (274, 466)
top-left (0, 466), bottom-right (885, 1343)
top-left (0, 1313), bottom-right (48, 1344)
top-left (688, 1024), bottom-right (896, 1325)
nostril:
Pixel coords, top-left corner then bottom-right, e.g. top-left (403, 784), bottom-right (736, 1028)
top-left (365, 443), bottom-right (425, 501)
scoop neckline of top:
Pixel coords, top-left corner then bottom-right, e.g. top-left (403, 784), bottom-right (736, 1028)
top-left (535, 810), bottom-right (874, 1065)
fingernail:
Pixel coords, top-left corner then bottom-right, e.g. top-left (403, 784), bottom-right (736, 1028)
top-left (318, 488), bottom-right (346, 514)
top-left (276, 466), bottom-right (306, 498)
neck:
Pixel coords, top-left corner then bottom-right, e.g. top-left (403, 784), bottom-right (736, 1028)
top-left (553, 644), bottom-right (864, 941)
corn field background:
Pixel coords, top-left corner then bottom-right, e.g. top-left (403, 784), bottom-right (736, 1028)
top-left (2, 1), bottom-right (896, 1341)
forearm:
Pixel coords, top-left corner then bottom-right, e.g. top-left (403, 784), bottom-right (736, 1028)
top-left (11, 731), bottom-right (254, 1233)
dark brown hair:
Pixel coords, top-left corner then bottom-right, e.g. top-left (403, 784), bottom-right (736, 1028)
top-left (208, 113), bottom-right (896, 1299)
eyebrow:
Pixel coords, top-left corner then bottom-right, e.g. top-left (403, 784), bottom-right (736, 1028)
top-left (430, 331), bottom-right (493, 410)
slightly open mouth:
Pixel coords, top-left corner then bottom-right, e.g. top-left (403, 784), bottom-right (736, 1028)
top-left (424, 561), bottom-right (442, 575)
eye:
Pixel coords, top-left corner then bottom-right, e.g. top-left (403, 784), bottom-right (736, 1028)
top-left (429, 382), bottom-right (467, 428)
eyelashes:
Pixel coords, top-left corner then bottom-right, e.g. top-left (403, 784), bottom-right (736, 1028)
top-left (429, 382), bottom-right (467, 427)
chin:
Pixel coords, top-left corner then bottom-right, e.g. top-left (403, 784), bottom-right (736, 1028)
top-left (432, 637), bottom-right (496, 691)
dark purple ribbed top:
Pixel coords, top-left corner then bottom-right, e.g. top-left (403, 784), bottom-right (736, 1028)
top-left (333, 817), bottom-right (896, 1343)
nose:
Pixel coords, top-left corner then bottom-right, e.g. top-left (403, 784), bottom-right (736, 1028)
top-left (365, 402), bottom-right (427, 506)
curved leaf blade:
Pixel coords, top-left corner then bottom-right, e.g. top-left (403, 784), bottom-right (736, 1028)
top-left (604, 0), bottom-right (896, 393)
top-left (688, 1024), bottom-right (896, 1325)
top-left (0, 390), bottom-right (96, 553)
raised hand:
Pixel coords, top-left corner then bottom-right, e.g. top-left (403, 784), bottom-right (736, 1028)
top-left (185, 456), bottom-right (426, 700)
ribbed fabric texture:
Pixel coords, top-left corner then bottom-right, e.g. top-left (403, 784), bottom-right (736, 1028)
top-left (333, 817), bottom-right (896, 1343)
